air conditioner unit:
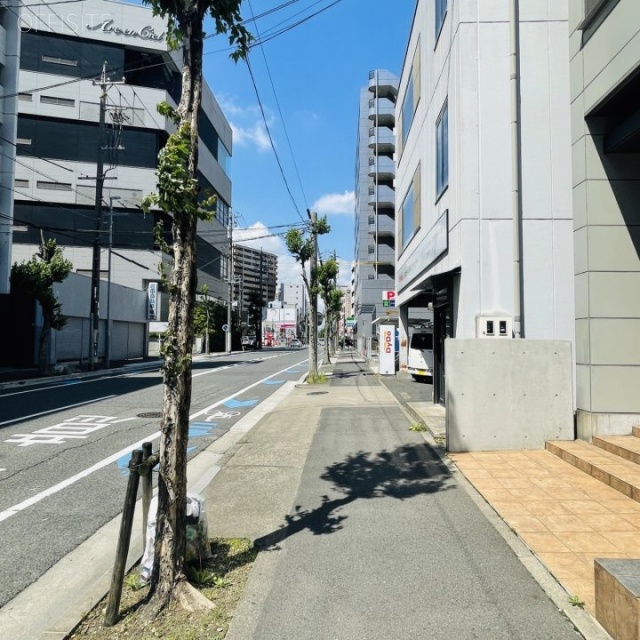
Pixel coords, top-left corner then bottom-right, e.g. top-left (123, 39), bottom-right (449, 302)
top-left (476, 316), bottom-right (513, 339)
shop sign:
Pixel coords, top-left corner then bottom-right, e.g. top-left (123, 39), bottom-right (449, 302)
top-left (148, 282), bottom-right (158, 321)
top-left (86, 19), bottom-right (165, 42)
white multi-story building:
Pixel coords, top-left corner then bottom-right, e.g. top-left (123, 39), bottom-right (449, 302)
top-left (0, 3), bottom-right (20, 293)
top-left (396, 0), bottom-right (574, 403)
top-left (353, 70), bottom-right (398, 355)
top-left (279, 281), bottom-right (306, 313)
top-left (11, 0), bottom-right (232, 308)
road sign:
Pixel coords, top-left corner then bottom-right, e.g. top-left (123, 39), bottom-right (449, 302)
top-left (222, 324), bottom-right (229, 332)
top-left (382, 290), bottom-right (396, 308)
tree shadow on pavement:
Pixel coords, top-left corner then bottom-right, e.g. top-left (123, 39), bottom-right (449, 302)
top-left (254, 443), bottom-right (451, 550)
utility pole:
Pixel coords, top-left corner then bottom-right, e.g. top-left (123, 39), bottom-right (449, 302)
top-left (308, 209), bottom-right (318, 377)
top-left (225, 214), bottom-right (233, 353)
top-left (105, 195), bottom-right (121, 368)
top-left (82, 62), bottom-right (124, 370)
top-left (258, 249), bottom-right (263, 349)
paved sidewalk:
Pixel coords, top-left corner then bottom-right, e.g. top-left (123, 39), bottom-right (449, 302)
top-left (205, 354), bottom-right (600, 640)
top-left (449, 450), bottom-right (640, 616)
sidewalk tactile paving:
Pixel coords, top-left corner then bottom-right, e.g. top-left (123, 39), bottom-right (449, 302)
top-left (449, 449), bottom-right (640, 616)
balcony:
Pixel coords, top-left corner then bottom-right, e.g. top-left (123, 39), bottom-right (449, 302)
top-left (370, 215), bottom-right (395, 237)
top-left (367, 185), bottom-right (395, 208)
top-left (368, 155), bottom-right (395, 181)
top-left (368, 127), bottom-right (395, 154)
top-left (368, 70), bottom-right (398, 101)
top-left (368, 98), bottom-right (395, 127)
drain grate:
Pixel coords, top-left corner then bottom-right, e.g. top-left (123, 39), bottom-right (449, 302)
top-left (137, 411), bottom-right (162, 418)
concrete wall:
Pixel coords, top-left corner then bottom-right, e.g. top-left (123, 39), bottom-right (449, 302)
top-left (446, 339), bottom-right (574, 451)
top-left (48, 272), bottom-right (147, 364)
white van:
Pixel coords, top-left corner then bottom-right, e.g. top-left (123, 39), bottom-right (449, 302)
top-left (407, 331), bottom-right (434, 381)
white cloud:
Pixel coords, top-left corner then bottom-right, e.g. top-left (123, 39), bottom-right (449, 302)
top-left (312, 190), bottom-right (355, 216)
top-left (230, 122), bottom-right (271, 152)
top-left (218, 94), bottom-right (274, 153)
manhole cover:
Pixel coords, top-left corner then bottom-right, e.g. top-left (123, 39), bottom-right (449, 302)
top-left (137, 411), bottom-right (162, 418)
top-left (307, 391), bottom-right (328, 396)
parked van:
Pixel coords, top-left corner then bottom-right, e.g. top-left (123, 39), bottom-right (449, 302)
top-left (407, 331), bottom-right (434, 381)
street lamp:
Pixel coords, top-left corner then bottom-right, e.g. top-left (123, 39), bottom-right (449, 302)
top-left (105, 195), bottom-right (121, 368)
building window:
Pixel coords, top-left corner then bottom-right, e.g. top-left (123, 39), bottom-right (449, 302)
top-left (399, 41), bottom-right (421, 153)
top-left (41, 55), bottom-right (78, 67)
top-left (18, 93), bottom-right (33, 102)
top-left (580, 0), bottom-right (615, 30)
top-left (399, 164), bottom-right (421, 250)
top-left (37, 181), bottom-right (72, 191)
top-left (368, 215), bottom-right (375, 225)
top-left (41, 95), bottom-right (75, 107)
top-left (436, 0), bottom-right (447, 40)
top-left (436, 101), bottom-right (449, 199)
top-left (14, 179), bottom-right (29, 188)
top-left (368, 244), bottom-right (375, 255)
top-left (16, 138), bottom-right (32, 145)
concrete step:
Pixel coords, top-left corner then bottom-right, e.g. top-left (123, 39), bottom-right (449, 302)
top-left (546, 439), bottom-right (640, 501)
top-left (594, 434), bottom-right (640, 466)
top-left (633, 426), bottom-right (640, 439)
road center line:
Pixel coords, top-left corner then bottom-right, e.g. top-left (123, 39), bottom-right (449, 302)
top-left (0, 359), bottom-right (308, 524)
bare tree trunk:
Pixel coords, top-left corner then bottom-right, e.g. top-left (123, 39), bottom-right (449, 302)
top-left (38, 316), bottom-right (51, 375)
top-left (145, 8), bottom-right (204, 619)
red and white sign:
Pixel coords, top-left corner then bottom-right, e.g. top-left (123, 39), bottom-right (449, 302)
top-left (379, 324), bottom-right (395, 375)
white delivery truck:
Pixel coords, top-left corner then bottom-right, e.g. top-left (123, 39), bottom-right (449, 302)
top-left (407, 331), bottom-right (434, 382)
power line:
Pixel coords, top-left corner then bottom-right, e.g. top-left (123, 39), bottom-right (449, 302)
top-left (247, 0), bottom-right (309, 211)
top-left (1, 1), bottom-right (341, 101)
top-left (0, 133), bottom-right (73, 173)
top-left (244, 55), bottom-right (305, 223)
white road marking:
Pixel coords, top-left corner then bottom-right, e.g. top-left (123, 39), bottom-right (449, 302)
top-left (0, 396), bottom-right (117, 428)
top-left (0, 359), bottom-right (308, 523)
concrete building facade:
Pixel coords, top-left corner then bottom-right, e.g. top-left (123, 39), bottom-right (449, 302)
top-left (233, 243), bottom-right (278, 328)
top-left (11, 0), bottom-right (232, 306)
top-left (352, 70), bottom-right (398, 356)
top-left (396, 0), bottom-right (575, 404)
top-left (569, 0), bottom-right (640, 438)
top-left (0, 3), bottom-right (20, 293)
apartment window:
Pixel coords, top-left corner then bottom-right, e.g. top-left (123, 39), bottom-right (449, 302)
top-left (399, 164), bottom-right (421, 250)
top-left (14, 179), bottom-right (29, 188)
top-left (37, 181), bottom-right (72, 191)
top-left (399, 41), bottom-right (421, 154)
top-left (18, 93), bottom-right (32, 102)
top-left (41, 55), bottom-right (77, 67)
top-left (368, 215), bottom-right (375, 225)
top-left (436, 101), bottom-right (449, 199)
top-left (41, 95), bottom-right (75, 107)
top-left (368, 244), bottom-right (375, 255)
top-left (436, 0), bottom-right (447, 40)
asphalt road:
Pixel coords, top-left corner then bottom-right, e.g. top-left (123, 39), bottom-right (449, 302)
top-left (0, 348), bottom-right (307, 607)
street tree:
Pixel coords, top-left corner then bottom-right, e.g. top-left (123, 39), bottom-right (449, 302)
top-left (318, 258), bottom-right (338, 364)
top-left (193, 286), bottom-right (227, 353)
top-left (317, 256), bottom-right (342, 365)
top-left (246, 290), bottom-right (264, 347)
top-left (139, 0), bottom-right (251, 619)
top-left (285, 215), bottom-right (330, 378)
top-left (11, 237), bottom-right (72, 375)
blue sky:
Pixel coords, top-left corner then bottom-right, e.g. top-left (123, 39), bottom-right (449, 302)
top-left (199, 0), bottom-right (416, 285)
